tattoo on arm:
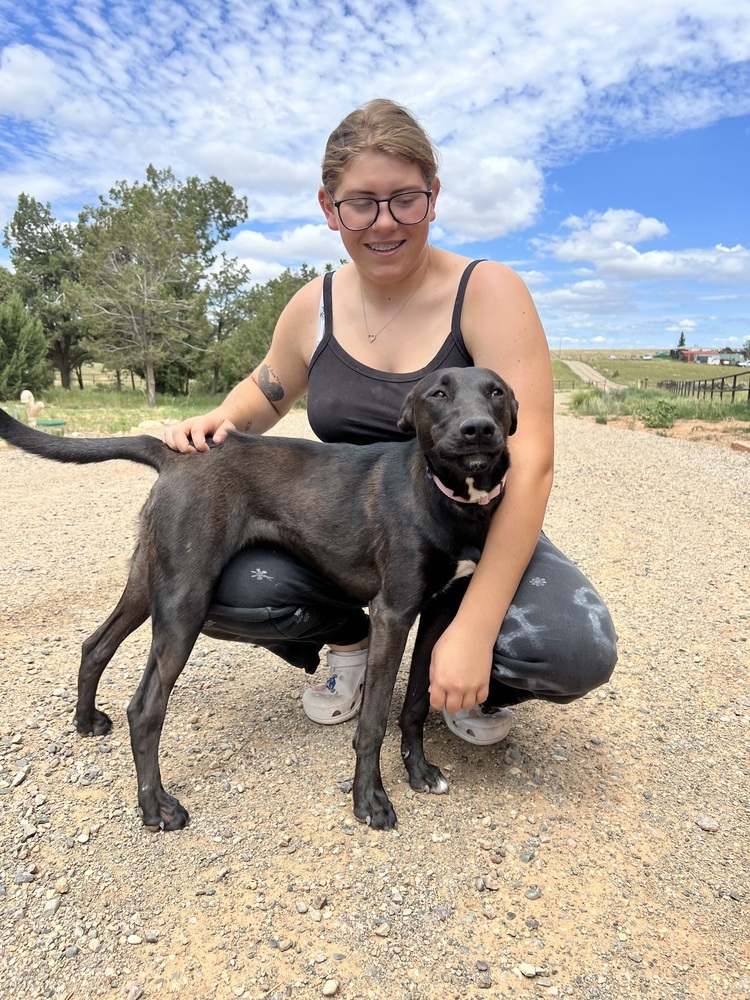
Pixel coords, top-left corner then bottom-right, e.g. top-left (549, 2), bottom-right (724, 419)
top-left (258, 364), bottom-right (285, 404)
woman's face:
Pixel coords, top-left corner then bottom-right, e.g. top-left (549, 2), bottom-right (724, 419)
top-left (319, 149), bottom-right (439, 283)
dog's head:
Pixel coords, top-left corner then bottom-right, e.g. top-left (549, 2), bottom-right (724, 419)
top-left (398, 367), bottom-right (518, 498)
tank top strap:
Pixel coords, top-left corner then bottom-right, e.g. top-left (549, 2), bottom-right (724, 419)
top-left (450, 259), bottom-right (486, 335)
top-left (322, 269), bottom-right (334, 338)
top-left (310, 271), bottom-right (335, 367)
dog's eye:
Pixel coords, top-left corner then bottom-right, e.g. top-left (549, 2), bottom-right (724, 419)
top-left (431, 389), bottom-right (447, 398)
top-left (491, 388), bottom-right (505, 397)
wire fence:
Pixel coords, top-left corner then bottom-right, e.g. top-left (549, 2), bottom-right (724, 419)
top-left (55, 370), bottom-right (148, 390)
top-left (658, 372), bottom-right (750, 404)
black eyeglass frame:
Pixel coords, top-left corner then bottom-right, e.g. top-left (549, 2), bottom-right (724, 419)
top-left (329, 189), bottom-right (434, 231)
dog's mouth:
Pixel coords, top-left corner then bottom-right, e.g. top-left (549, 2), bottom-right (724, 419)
top-left (430, 439), bottom-right (509, 488)
top-left (463, 455), bottom-right (491, 472)
top-left (451, 443), bottom-right (505, 472)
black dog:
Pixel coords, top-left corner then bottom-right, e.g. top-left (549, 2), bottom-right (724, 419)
top-left (0, 367), bottom-right (517, 830)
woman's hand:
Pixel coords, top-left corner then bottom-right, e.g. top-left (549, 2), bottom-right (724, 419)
top-left (428, 620), bottom-right (493, 713)
top-left (162, 412), bottom-right (237, 453)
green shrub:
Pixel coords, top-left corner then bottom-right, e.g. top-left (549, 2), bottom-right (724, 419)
top-left (568, 384), bottom-right (749, 427)
top-left (570, 387), bottom-right (627, 418)
top-left (633, 398), bottom-right (677, 428)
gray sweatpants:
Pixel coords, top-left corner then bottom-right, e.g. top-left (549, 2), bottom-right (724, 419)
top-left (204, 532), bottom-right (617, 706)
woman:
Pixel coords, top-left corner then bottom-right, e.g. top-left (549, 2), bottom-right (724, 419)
top-left (164, 99), bottom-right (617, 744)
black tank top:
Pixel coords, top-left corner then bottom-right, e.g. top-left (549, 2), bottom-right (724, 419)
top-left (307, 260), bottom-right (482, 444)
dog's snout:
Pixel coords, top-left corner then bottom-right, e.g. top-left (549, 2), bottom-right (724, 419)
top-left (459, 417), bottom-right (496, 443)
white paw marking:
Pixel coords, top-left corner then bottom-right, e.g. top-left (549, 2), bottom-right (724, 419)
top-left (432, 776), bottom-right (450, 795)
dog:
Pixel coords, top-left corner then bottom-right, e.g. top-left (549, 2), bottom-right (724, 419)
top-left (0, 367), bottom-right (517, 831)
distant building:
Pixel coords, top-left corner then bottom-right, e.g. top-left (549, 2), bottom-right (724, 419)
top-left (670, 348), bottom-right (746, 365)
top-left (671, 348), bottom-right (719, 364)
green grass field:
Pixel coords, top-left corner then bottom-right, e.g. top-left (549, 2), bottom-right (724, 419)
top-left (559, 351), bottom-right (750, 428)
top-left (2, 389), bottom-right (219, 435)
top-left (557, 349), bottom-right (749, 387)
top-left (2, 353), bottom-right (746, 435)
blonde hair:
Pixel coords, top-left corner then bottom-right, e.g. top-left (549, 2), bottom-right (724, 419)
top-left (321, 99), bottom-right (440, 193)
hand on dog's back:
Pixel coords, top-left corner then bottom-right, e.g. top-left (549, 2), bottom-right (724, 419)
top-left (163, 415), bottom-right (237, 453)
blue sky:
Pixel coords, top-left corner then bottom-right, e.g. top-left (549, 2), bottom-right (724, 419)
top-left (1, 0), bottom-right (748, 352)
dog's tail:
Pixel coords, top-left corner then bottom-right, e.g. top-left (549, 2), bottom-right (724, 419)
top-left (0, 406), bottom-right (171, 473)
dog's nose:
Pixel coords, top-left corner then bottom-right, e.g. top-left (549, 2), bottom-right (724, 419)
top-left (459, 417), bottom-right (496, 443)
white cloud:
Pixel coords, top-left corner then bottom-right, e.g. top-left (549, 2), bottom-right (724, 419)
top-left (0, 44), bottom-right (61, 117)
top-left (516, 269), bottom-right (549, 287)
top-left (2, 0), bottom-right (749, 234)
top-left (538, 209), bottom-right (750, 282)
top-left (437, 152), bottom-right (544, 241)
top-left (1, 1), bottom-right (749, 347)
top-left (224, 224), bottom-right (344, 276)
top-left (665, 319), bottom-right (697, 332)
top-left (535, 278), bottom-right (632, 316)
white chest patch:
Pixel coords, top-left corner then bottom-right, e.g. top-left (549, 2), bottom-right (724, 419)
top-left (465, 476), bottom-right (489, 503)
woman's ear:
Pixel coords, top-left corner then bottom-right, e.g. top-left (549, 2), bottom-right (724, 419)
top-left (429, 177), bottom-right (441, 222)
top-left (318, 187), bottom-right (340, 232)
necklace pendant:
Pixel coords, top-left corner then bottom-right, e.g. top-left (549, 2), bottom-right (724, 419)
top-left (367, 331), bottom-right (377, 343)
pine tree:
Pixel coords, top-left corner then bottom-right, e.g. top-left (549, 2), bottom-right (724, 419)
top-left (0, 293), bottom-right (52, 399)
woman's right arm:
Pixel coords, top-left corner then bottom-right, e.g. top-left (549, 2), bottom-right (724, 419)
top-left (163, 276), bottom-right (324, 452)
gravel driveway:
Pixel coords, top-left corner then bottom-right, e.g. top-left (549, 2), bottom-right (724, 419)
top-left (0, 408), bottom-right (747, 999)
top-left (557, 360), bottom-right (625, 390)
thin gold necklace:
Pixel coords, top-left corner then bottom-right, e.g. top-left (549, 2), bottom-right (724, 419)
top-left (360, 254), bottom-right (431, 344)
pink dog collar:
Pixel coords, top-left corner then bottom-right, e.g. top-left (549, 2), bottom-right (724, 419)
top-left (431, 472), bottom-right (506, 506)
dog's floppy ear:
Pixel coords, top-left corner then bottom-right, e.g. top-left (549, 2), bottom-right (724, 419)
top-left (397, 386), bottom-right (418, 433)
top-left (509, 397), bottom-right (519, 436)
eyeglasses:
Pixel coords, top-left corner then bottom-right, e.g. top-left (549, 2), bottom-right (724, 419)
top-left (330, 190), bottom-right (433, 231)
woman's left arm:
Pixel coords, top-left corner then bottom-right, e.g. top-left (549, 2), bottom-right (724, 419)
top-left (428, 262), bottom-right (555, 712)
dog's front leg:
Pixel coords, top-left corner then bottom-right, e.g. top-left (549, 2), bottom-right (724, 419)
top-left (400, 632), bottom-right (447, 792)
top-left (398, 580), bottom-right (470, 794)
top-left (352, 603), bottom-right (413, 830)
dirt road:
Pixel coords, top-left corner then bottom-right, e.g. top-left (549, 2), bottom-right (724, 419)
top-left (558, 360), bottom-right (625, 391)
top-left (0, 409), bottom-right (748, 999)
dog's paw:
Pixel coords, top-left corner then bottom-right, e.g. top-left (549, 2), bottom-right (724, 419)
top-left (140, 791), bottom-right (190, 831)
top-left (353, 789), bottom-right (398, 830)
top-left (75, 708), bottom-right (113, 737)
top-left (404, 759), bottom-right (449, 795)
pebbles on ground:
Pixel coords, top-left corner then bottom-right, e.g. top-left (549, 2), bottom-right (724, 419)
top-left (0, 409), bottom-right (747, 998)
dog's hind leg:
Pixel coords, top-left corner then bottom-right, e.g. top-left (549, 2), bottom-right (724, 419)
top-left (75, 545), bottom-right (150, 737)
top-left (126, 613), bottom-right (204, 830)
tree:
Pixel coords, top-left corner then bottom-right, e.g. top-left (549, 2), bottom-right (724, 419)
top-left (77, 166), bottom-right (248, 405)
top-left (0, 266), bottom-right (16, 302)
top-left (678, 331), bottom-right (686, 348)
top-left (3, 195), bottom-right (91, 388)
top-left (0, 292), bottom-right (52, 399)
top-left (220, 266), bottom-right (318, 390)
top-left (203, 253), bottom-right (252, 395)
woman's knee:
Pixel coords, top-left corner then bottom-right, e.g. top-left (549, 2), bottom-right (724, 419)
top-left (492, 587), bottom-right (618, 701)
top-left (551, 626), bottom-right (618, 698)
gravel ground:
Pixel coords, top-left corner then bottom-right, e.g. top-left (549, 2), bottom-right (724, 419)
top-left (0, 407), bottom-right (748, 1000)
